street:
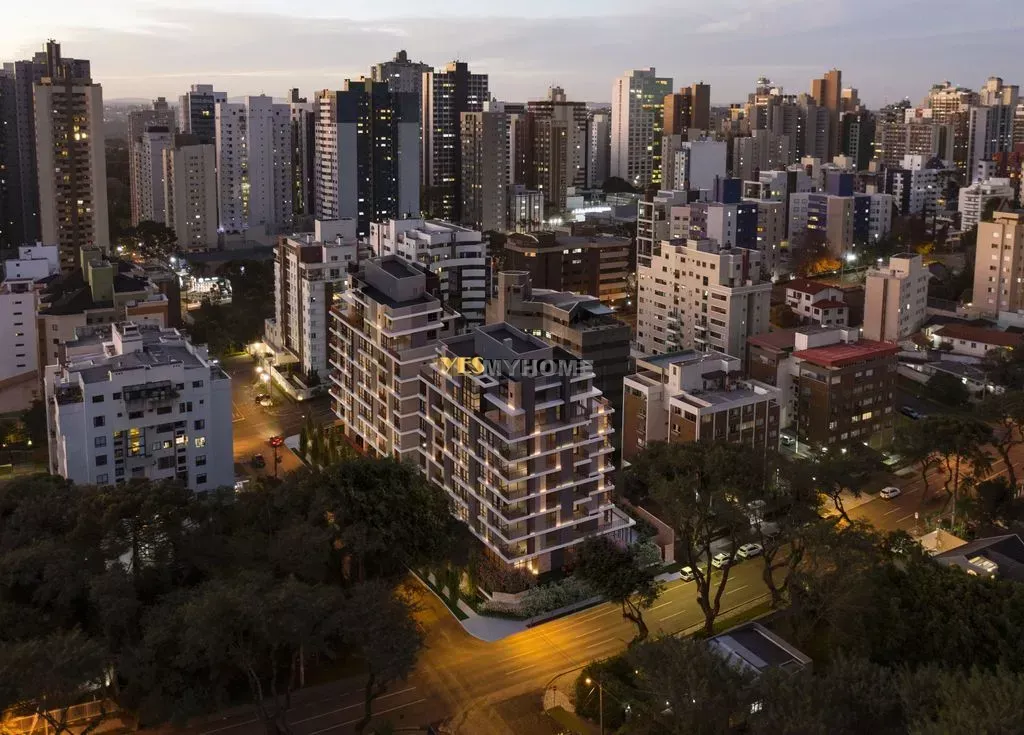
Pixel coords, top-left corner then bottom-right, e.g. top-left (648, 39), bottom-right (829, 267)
top-left (224, 355), bottom-right (334, 480)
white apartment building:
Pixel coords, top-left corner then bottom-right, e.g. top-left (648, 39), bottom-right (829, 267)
top-left (636, 189), bottom-right (690, 266)
top-left (959, 177), bottom-right (1014, 232)
top-left (44, 322), bottom-right (233, 491)
top-left (263, 220), bottom-right (362, 395)
top-left (369, 219), bottom-right (489, 327)
top-left (610, 69), bottom-right (673, 188)
top-left (885, 154), bottom-right (950, 216)
top-left (3, 244), bottom-right (60, 281)
top-left (329, 257), bottom-right (458, 462)
top-left (971, 211), bottom-right (1024, 318)
top-left (163, 134), bottom-right (218, 251)
top-left (862, 253), bottom-right (929, 343)
top-left (665, 139), bottom-right (727, 193)
top-left (420, 323), bottom-right (633, 573)
top-left (636, 239), bottom-right (771, 358)
top-left (216, 95), bottom-right (293, 234)
top-left (130, 128), bottom-right (172, 226)
top-left (509, 187), bottom-right (544, 232)
top-left (784, 278), bottom-right (849, 327)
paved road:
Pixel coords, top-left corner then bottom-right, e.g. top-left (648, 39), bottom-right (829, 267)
top-left (225, 355), bottom-right (334, 480)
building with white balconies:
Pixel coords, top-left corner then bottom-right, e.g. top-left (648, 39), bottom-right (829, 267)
top-left (369, 219), bottom-right (489, 328)
top-left (420, 323), bottom-right (633, 573)
top-left (958, 177), bottom-right (1014, 232)
top-left (44, 322), bottom-right (233, 491)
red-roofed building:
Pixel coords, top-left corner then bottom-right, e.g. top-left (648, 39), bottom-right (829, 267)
top-left (747, 326), bottom-right (897, 449)
top-left (784, 278), bottom-right (849, 328)
top-left (928, 323), bottom-right (1024, 358)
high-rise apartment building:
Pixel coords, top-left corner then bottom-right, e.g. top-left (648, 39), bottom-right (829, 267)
top-left (162, 134), bottom-right (218, 251)
top-left (313, 80), bottom-right (420, 238)
top-left (488, 271), bottom-right (632, 422)
top-left (959, 177), bottom-right (1015, 231)
top-left (610, 69), bottom-right (673, 188)
top-left (663, 139), bottom-right (727, 193)
top-left (636, 239), bottom-right (771, 357)
top-left (972, 210), bottom-right (1024, 317)
top-left (636, 189), bottom-right (690, 266)
top-left (524, 87), bottom-right (588, 211)
top-left (129, 127), bottom-right (172, 226)
top-left (509, 186), bottom-right (544, 231)
top-left (44, 322), bottom-right (233, 491)
top-left (369, 218), bottom-right (489, 327)
top-left (862, 254), bottom-right (929, 343)
top-left (177, 84), bottom-right (226, 145)
top-left (371, 50), bottom-right (432, 98)
top-left (883, 154), bottom-right (955, 216)
top-left (289, 90), bottom-right (316, 220)
top-left (461, 102), bottom-right (510, 233)
top-left (264, 219), bottom-right (361, 391)
top-left (732, 131), bottom-right (790, 181)
top-left (503, 227), bottom-right (631, 308)
top-left (422, 62), bottom-right (489, 222)
top-left (33, 41), bottom-right (109, 271)
top-left (622, 350), bottom-right (780, 462)
top-left (420, 323), bottom-right (633, 573)
top-left (663, 82), bottom-right (711, 137)
top-left (586, 109), bottom-right (611, 188)
top-left (329, 256), bottom-right (458, 462)
top-left (216, 95), bottom-right (293, 234)
top-left (840, 110), bottom-right (876, 170)
top-left (809, 69), bottom-right (843, 161)
top-left (968, 77), bottom-right (1020, 176)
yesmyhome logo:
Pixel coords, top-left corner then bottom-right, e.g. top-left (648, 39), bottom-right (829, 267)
top-left (439, 357), bottom-right (594, 378)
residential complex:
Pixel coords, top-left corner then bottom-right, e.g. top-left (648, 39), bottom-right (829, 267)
top-left (44, 322), bottom-right (233, 491)
top-left (747, 327), bottom-right (898, 449)
top-left (369, 219), bottom-right (489, 327)
top-left (621, 350), bottom-right (780, 462)
top-left (460, 102), bottom-right (511, 233)
top-left (162, 134), bottom-right (218, 251)
top-left (502, 228), bottom-right (631, 309)
top-left (971, 210), bottom-right (1024, 317)
top-left (420, 323), bottom-right (633, 573)
top-left (636, 239), bottom-right (771, 359)
top-left (488, 271), bottom-right (632, 420)
top-left (329, 256), bottom-right (458, 462)
top-left (862, 253), bottom-right (929, 342)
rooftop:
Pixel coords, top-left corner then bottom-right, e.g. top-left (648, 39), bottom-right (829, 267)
top-left (784, 278), bottom-right (833, 296)
top-left (934, 534), bottom-right (1024, 582)
top-left (708, 622), bottom-right (811, 675)
top-left (748, 330), bottom-right (798, 352)
top-left (934, 323), bottom-right (1023, 348)
top-left (815, 299), bottom-right (847, 309)
top-left (378, 258), bottom-right (422, 280)
top-left (793, 339), bottom-right (900, 368)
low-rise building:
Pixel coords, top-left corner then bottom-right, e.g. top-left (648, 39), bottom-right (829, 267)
top-left (862, 253), bottom-right (929, 342)
top-left (44, 322), bottom-right (233, 491)
top-left (783, 278), bottom-right (849, 327)
top-left (488, 271), bottom-right (631, 422)
top-left (927, 323), bottom-right (1023, 358)
top-left (621, 350), bottom-right (780, 462)
top-left (419, 322), bottom-right (633, 573)
top-left (329, 256), bottom-right (458, 462)
top-left (747, 326), bottom-right (898, 449)
top-left (503, 228), bottom-right (631, 309)
top-left (369, 219), bottom-right (489, 328)
top-left (262, 220), bottom-right (364, 399)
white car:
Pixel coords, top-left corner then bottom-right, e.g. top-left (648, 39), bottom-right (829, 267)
top-left (880, 486), bottom-right (902, 500)
top-left (711, 552), bottom-right (734, 569)
top-left (680, 566), bottom-right (696, 582)
top-left (736, 543), bottom-right (764, 559)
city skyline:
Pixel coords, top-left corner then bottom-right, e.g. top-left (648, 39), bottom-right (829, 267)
top-left (2, 0), bottom-right (1020, 106)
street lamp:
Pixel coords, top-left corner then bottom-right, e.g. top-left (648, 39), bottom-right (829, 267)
top-left (585, 677), bottom-right (604, 735)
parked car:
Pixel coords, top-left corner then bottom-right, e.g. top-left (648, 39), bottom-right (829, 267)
top-left (250, 453), bottom-right (266, 469)
top-left (258, 396), bottom-right (273, 407)
top-left (736, 543), bottom-right (764, 559)
top-left (900, 406), bottom-right (923, 420)
top-left (880, 486), bottom-right (902, 500)
top-left (711, 552), bottom-right (734, 569)
top-left (254, 392), bottom-right (271, 404)
top-left (780, 435), bottom-right (795, 447)
top-left (680, 566), bottom-right (696, 582)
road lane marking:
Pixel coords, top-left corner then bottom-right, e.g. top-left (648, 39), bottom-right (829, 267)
top-left (884, 506), bottom-right (902, 516)
top-left (658, 609), bottom-right (688, 622)
top-left (584, 637), bottom-right (616, 650)
top-left (504, 664), bottom-right (536, 675)
top-left (307, 698), bottom-right (429, 735)
top-left (896, 513), bottom-right (915, 523)
top-left (650, 600), bottom-right (674, 611)
top-left (497, 649), bottom-right (538, 663)
top-left (289, 687), bottom-right (416, 725)
top-left (725, 584), bottom-right (750, 596)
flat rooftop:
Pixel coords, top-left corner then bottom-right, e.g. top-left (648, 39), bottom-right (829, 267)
top-left (708, 622), bottom-right (811, 675)
top-left (793, 339), bottom-right (900, 368)
top-left (378, 258), bottom-right (422, 279)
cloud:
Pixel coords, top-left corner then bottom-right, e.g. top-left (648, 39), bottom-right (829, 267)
top-left (7, 0), bottom-right (1021, 106)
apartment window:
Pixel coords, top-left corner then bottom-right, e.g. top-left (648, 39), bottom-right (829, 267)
top-left (195, 437), bottom-right (206, 448)
top-left (94, 436), bottom-right (107, 448)
top-left (91, 394), bottom-right (104, 403)
top-left (194, 419), bottom-right (205, 430)
top-left (129, 410), bottom-right (144, 419)
top-left (179, 402), bottom-right (193, 412)
top-left (196, 474), bottom-right (207, 485)
top-left (192, 380), bottom-right (204, 388)
top-left (113, 392), bottom-right (121, 399)
top-left (97, 474), bottom-right (109, 485)
top-left (95, 454), bottom-right (108, 466)
top-left (157, 456), bottom-right (175, 470)
top-left (93, 416), bottom-right (105, 428)
top-left (51, 324), bottom-right (58, 332)
top-left (196, 455), bottom-right (207, 466)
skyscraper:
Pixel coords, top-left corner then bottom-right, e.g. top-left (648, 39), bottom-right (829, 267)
top-left (809, 69), bottom-right (842, 161)
top-left (216, 95), bottom-right (293, 234)
top-left (371, 50), bottom-right (432, 98)
top-left (163, 134), bottom-right (218, 251)
top-left (586, 109), bottom-right (611, 188)
top-left (610, 68), bottom-right (673, 188)
top-left (422, 61), bottom-right (489, 222)
top-left (664, 82), bottom-right (711, 137)
top-left (33, 41), bottom-right (109, 271)
top-left (128, 97), bottom-right (175, 225)
top-left (289, 89), bottom-right (316, 219)
top-left (314, 80), bottom-right (420, 238)
top-left (177, 84), bottom-right (226, 145)
top-left (461, 102), bottom-right (509, 233)
top-left (525, 87), bottom-right (588, 210)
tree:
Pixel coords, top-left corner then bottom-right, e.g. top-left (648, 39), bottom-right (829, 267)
top-left (806, 444), bottom-right (877, 523)
top-left (632, 441), bottom-right (764, 634)
top-left (298, 424), bottom-right (309, 460)
top-left (926, 370), bottom-right (971, 407)
top-left (573, 536), bottom-right (663, 642)
top-left (965, 476), bottom-right (1016, 528)
top-left (901, 665), bottom-right (1024, 735)
top-left (340, 582), bottom-right (424, 734)
top-left (981, 346), bottom-right (1024, 390)
top-left (927, 415), bottom-right (993, 522)
top-left (770, 303), bottom-right (800, 329)
top-left (980, 391), bottom-right (1024, 492)
top-left (894, 420), bottom-right (941, 505)
top-left (20, 399), bottom-right (47, 447)
top-left (0, 630), bottom-right (115, 735)
top-left (132, 220), bottom-right (178, 260)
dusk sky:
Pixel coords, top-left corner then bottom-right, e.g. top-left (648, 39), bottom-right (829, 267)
top-left (2, 0), bottom-right (1021, 106)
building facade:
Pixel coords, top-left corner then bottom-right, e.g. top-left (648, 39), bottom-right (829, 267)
top-left (586, 109), bottom-right (611, 188)
top-left (162, 134), bottom-right (218, 252)
top-left (525, 87), bottom-right (588, 211)
top-left (610, 69), bottom-right (673, 188)
top-left (972, 210), bottom-right (1024, 317)
top-left (370, 50), bottom-right (431, 97)
top-left (44, 322), bottom-right (232, 490)
top-left (460, 102), bottom-right (510, 233)
top-left (177, 84), bottom-right (226, 145)
top-left (420, 323), bottom-right (633, 573)
top-left (959, 177), bottom-right (1015, 231)
top-left (129, 127), bottom-right (172, 226)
